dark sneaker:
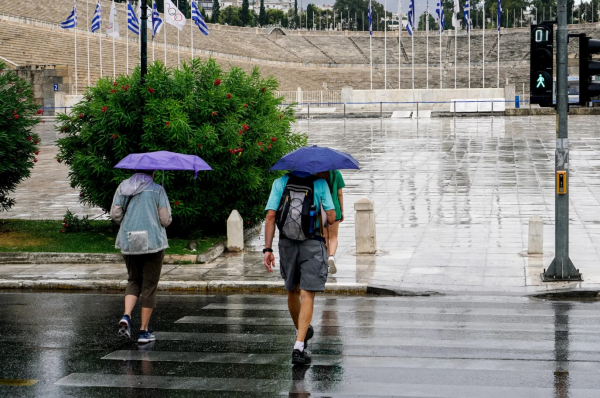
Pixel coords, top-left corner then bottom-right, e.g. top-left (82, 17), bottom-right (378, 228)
top-left (118, 315), bottom-right (131, 339)
top-left (304, 324), bottom-right (314, 350)
top-left (292, 349), bottom-right (311, 365)
top-left (138, 329), bottom-right (156, 344)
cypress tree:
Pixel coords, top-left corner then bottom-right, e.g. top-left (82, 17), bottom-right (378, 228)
top-left (240, 0), bottom-right (250, 26)
top-left (212, 0), bottom-right (221, 23)
top-left (259, 0), bottom-right (266, 26)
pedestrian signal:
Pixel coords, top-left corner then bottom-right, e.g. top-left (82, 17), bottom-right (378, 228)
top-left (530, 23), bottom-right (554, 107)
top-left (578, 34), bottom-right (600, 106)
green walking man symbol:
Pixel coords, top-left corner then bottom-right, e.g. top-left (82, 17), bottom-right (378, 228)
top-left (537, 74), bottom-right (546, 88)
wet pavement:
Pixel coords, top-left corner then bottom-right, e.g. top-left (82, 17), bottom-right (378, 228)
top-left (1, 291), bottom-right (600, 396)
top-left (3, 116), bottom-right (600, 294)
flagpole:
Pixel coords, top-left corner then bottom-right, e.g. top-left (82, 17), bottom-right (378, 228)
top-left (411, 9), bottom-right (414, 90)
top-left (399, 2), bottom-right (401, 89)
top-left (439, 15), bottom-right (442, 88)
top-left (75, 0), bottom-right (78, 95)
top-left (370, 30), bottom-right (373, 90)
top-left (468, 19), bottom-right (470, 88)
top-left (482, 3), bottom-right (485, 88)
top-left (384, 0), bottom-right (387, 89)
top-left (127, 12), bottom-right (130, 75)
top-left (426, 4), bottom-right (429, 89)
top-left (191, 2), bottom-right (194, 61)
top-left (177, 0), bottom-right (180, 67)
top-left (87, 0), bottom-right (90, 87)
top-left (100, 31), bottom-right (103, 78)
top-left (497, 9), bottom-right (500, 87)
top-left (164, 19), bottom-right (167, 66)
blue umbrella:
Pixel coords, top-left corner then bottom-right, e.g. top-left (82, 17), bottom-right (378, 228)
top-left (114, 151), bottom-right (212, 178)
top-left (270, 145), bottom-right (359, 174)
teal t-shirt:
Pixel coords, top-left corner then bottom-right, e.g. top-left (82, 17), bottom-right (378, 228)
top-left (328, 170), bottom-right (346, 220)
top-left (265, 175), bottom-right (335, 212)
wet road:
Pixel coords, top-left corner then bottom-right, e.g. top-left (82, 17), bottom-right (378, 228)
top-left (1, 292), bottom-right (600, 396)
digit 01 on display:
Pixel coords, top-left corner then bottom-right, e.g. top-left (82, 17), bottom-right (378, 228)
top-left (530, 23), bottom-right (554, 107)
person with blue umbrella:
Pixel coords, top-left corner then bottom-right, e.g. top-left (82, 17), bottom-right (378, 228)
top-left (111, 151), bottom-right (212, 343)
top-left (264, 146), bottom-right (359, 365)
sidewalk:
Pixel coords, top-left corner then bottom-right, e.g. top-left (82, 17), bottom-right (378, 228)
top-left (3, 117), bottom-right (600, 296)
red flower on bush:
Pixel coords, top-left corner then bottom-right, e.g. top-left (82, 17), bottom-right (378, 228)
top-left (166, 121), bottom-right (170, 127)
top-left (34, 139), bottom-right (40, 144)
top-left (79, 113), bottom-right (83, 119)
top-left (243, 103), bottom-right (248, 108)
top-left (260, 148), bottom-right (263, 152)
top-left (271, 137), bottom-right (277, 142)
top-left (35, 150), bottom-right (39, 155)
top-left (27, 136), bottom-right (32, 141)
top-left (33, 158), bottom-right (38, 163)
top-left (279, 114), bottom-right (283, 120)
top-left (268, 144), bottom-right (272, 149)
top-left (147, 87), bottom-right (155, 94)
top-left (214, 78), bottom-right (221, 86)
top-left (9, 82), bottom-right (14, 85)
top-left (261, 87), bottom-right (266, 92)
top-left (111, 134), bottom-right (118, 140)
top-left (37, 109), bottom-right (43, 115)
top-left (101, 106), bottom-right (107, 113)
top-left (113, 81), bottom-right (117, 86)
top-left (243, 124), bottom-right (249, 131)
top-left (42, 120), bottom-right (45, 124)
top-left (174, 201), bottom-right (181, 206)
top-left (226, 93), bottom-right (231, 99)
top-left (197, 144), bottom-right (202, 148)
top-left (238, 130), bottom-right (243, 135)
top-left (212, 112), bottom-right (218, 116)
top-left (258, 142), bottom-right (262, 146)
top-left (60, 229), bottom-right (65, 233)
top-left (57, 158), bottom-right (62, 163)
top-left (14, 114), bottom-right (19, 119)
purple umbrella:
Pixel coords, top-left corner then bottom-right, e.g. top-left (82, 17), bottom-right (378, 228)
top-left (114, 151), bottom-right (212, 178)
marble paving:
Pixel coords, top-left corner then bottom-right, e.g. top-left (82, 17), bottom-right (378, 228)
top-left (4, 116), bottom-right (600, 294)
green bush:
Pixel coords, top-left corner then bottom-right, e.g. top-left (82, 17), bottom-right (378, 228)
top-left (61, 209), bottom-right (92, 233)
top-left (56, 59), bottom-right (305, 235)
top-left (0, 60), bottom-right (40, 211)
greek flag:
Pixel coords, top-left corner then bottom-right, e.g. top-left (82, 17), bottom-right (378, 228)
top-left (127, 0), bottom-right (140, 35)
top-left (435, 0), bottom-right (444, 32)
top-left (407, 0), bottom-right (414, 35)
top-left (497, 0), bottom-right (502, 31)
top-left (61, 3), bottom-right (77, 29)
top-left (464, 0), bottom-right (470, 32)
top-left (191, 0), bottom-right (209, 36)
top-left (151, 0), bottom-right (164, 39)
top-left (91, 0), bottom-right (102, 32)
top-left (368, 0), bottom-right (372, 36)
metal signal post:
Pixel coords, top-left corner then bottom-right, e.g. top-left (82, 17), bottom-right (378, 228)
top-left (542, 0), bottom-right (581, 281)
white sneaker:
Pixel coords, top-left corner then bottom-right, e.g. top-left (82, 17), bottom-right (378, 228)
top-left (328, 255), bottom-right (337, 275)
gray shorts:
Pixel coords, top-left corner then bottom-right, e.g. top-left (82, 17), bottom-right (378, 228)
top-left (278, 238), bottom-right (328, 292)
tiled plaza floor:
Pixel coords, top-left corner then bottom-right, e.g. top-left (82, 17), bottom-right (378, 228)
top-left (3, 116), bottom-right (600, 294)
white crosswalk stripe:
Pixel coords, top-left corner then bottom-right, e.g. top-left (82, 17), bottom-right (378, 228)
top-left (54, 294), bottom-right (600, 395)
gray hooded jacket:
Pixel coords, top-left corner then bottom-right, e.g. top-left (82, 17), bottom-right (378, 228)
top-left (110, 174), bottom-right (172, 255)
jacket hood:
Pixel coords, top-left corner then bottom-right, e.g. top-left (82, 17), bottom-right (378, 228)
top-left (118, 173), bottom-right (154, 197)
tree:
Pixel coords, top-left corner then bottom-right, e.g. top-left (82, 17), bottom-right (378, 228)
top-left (333, 0), bottom-right (387, 31)
top-left (418, 11), bottom-right (436, 30)
top-left (219, 6), bottom-right (242, 25)
top-left (266, 9), bottom-right (286, 25)
top-left (259, 0), bottom-right (266, 25)
top-left (0, 60), bottom-right (40, 212)
top-left (212, 0), bottom-right (220, 23)
top-left (294, 0), bottom-right (299, 28)
top-left (307, 3), bottom-right (316, 28)
top-left (240, 0), bottom-right (250, 26)
top-left (56, 59), bottom-right (306, 235)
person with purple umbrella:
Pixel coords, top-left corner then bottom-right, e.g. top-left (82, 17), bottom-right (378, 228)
top-left (110, 170), bottom-right (172, 343)
top-left (110, 151), bottom-right (212, 343)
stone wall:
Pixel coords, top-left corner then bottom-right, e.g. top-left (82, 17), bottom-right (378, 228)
top-left (15, 64), bottom-right (72, 115)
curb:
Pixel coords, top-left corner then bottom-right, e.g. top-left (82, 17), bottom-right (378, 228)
top-left (0, 224), bottom-right (263, 265)
top-left (0, 279), bottom-right (368, 295)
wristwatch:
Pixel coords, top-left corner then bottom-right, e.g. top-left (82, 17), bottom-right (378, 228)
top-left (263, 248), bottom-right (273, 254)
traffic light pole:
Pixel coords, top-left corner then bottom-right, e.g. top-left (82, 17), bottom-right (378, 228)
top-left (543, 0), bottom-right (582, 281)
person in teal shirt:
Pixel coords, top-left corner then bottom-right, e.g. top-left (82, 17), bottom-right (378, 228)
top-left (316, 170), bottom-right (345, 274)
top-left (263, 171), bottom-right (335, 365)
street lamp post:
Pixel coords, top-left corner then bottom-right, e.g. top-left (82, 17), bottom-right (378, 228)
top-left (140, 0), bottom-right (148, 82)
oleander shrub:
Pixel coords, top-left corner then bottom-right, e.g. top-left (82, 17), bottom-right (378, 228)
top-left (0, 60), bottom-right (40, 211)
top-left (56, 58), bottom-right (305, 235)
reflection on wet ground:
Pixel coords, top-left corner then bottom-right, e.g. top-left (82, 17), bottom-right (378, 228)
top-left (1, 291), bottom-right (599, 397)
top-left (4, 116), bottom-right (600, 293)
